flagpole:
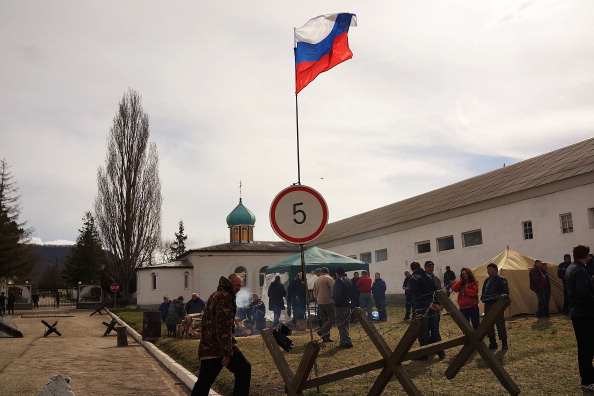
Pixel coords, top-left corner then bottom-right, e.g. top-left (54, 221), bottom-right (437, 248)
top-left (295, 93), bottom-right (301, 185)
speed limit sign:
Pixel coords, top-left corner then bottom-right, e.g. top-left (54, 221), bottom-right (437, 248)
top-left (270, 185), bottom-right (329, 244)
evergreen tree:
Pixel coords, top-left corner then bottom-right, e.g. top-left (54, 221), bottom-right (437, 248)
top-left (63, 212), bottom-right (105, 285)
top-left (0, 159), bottom-right (37, 280)
top-left (170, 220), bottom-right (187, 259)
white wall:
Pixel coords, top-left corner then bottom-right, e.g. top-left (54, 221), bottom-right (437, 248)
top-left (321, 183), bottom-right (594, 295)
top-left (136, 268), bottom-right (193, 308)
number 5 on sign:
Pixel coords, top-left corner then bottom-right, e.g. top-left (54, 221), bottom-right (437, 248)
top-left (270, 185), bottom-right (329, 244)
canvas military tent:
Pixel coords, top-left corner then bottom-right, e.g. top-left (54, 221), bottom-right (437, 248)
top-left (469, 248), bottom-right (564, 317)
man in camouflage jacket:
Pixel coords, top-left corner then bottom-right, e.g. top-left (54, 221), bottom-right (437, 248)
top-left (192, 274), bottom-right (251, 396)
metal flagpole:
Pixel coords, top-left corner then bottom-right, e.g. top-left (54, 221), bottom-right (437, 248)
top-left (295, 94), bottom-right (301, 185)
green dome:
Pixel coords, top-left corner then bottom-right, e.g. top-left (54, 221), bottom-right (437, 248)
top-left (226, 198), bottom-right (256, 226)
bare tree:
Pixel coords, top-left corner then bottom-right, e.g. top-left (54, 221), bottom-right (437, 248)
top-left (95, 89), bottom-right (162, 298)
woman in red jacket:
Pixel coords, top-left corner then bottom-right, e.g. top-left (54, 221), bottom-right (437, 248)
top-left (451, 267), bottom-right (479, 328)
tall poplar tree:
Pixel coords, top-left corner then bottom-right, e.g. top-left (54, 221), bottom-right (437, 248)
top-left (95, 89), bottom-right (162, 297)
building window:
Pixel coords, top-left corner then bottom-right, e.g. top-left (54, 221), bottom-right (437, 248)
top-left (462, 230), bottom-right (483, 247)
top-left (416, 241), bottom-right (431, 254)
top-left (259, 266), bottom-right (268, 288)
top-left (522, 221), bottom-right (533, 240)
top-left (360, 252), bottom-right (372, 263)
top-left (437, 236), bottom-right (455, 252)
top-left (183, 271), bottom-right (189, 289)
top-left (375, 249), bottom-right (388, 262)
top-left (151, 272), bottom-right (157, 290)
top-left (589, 208), bottom-right (594, 229)
top-left (234, 266), bottom-right (247, 287)
top-left (241, 226), bottom-right (248, 243)
top-left (560, 213), bottom-right (573, 234)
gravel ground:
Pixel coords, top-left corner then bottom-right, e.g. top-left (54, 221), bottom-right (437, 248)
top-left (0, 307), bottom-right (191, 395)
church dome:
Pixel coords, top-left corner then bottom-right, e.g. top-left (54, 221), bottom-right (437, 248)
top-left (226, 198), bottom-right (256, 226)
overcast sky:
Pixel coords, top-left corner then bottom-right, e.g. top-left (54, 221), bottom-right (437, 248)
top-left (1, 1), bottom-right (593, 251)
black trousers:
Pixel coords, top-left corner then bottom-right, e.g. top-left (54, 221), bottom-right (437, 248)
top-left (571, 316), bottom-right (594, 386)
top-left (192, 352), bottom-right (251, 396)
top-left (484, 302), bottom-right (507, 342)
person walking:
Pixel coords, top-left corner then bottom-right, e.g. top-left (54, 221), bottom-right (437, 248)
top-left (565, 244), bottom-right (594, 392)
top-left (332, 266), bottom-right (353, 348)
top-left (372, 272), bottom-right (387, 321)
top-left (192, 274), bottom-right (251, 396)
top-left (268, 275), bottom-right (286, 327)
top-left (451, 267), bottom-right (479, 329)
top-left (480, 263), bottom-right (509, 350)
top-left (314, 267), bottom-right (335, 342)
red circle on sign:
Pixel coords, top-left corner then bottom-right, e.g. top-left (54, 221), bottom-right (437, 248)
top-left (110, 283), bottom-right (120, 292)
top-left (270, 185), bottom-right (328, 244)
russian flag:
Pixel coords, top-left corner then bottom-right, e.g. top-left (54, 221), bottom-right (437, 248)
top-left (294, 13), bottom-right (357, 94)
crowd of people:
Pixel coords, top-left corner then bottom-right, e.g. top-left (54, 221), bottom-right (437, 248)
top-left (158, 292), bottom-right (206, 337)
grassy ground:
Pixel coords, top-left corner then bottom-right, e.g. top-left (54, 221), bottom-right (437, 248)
top-left (113, 306), bottom-right (582, 396)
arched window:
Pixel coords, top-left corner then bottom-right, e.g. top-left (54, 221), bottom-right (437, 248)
top-left (259, 266), bottom-right (269, 288)
top-left (184, 271), bottom-right (189, 290)
top-left (234, 266), bottom-right (247, 287)
top-left (241, 226), bottom-right (248, 243)
top-left (151, 272), bottom-right (157, 290)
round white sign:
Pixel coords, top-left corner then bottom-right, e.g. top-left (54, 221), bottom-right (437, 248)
top-left (270, 185), bottom-right (328, 244)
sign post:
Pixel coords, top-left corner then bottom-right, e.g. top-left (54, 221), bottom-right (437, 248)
top-left (110, 283), bottom-right (120, 308)
top-left (270, 184), bottom-right (329, 339)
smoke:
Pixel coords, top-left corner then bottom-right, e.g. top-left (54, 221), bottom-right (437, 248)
top-left (235, 288), bottom-right (252, 308)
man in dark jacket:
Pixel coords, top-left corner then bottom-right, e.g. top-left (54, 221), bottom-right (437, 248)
top-left (558, 254), bottom-right (572, 314)
top-left (402, 271), bottom-right (414, 320)
top-left (481, 263), bottom-right (509, 350)
top-left (186, 293), bottom-right (206, 314)
top-left (350, 272), bottom-right (360, 323)
top-left (565, 244), bottom-right (594, 392)
top-left (529, 259), bottom-right (549, 318)
top-left (372, 272), bottom-right (387, 321)
top-left (193, 274), bottom-right (251, 396)
top-left (408, 261), bottom-right (440, 360)
top-left (268, 275), bottom-right (286, 327)
top-left (248, 294), bottom-right (266, 332)
top-left (332, 266), bottom-right (353, 348)
top-left (287, 273), bottom-right (306, 325)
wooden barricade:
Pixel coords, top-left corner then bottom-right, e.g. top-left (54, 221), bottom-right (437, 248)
top-left (261, 291), bottom-right (520, 396)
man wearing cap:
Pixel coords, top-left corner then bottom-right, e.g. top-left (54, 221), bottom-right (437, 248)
top-left (314, 267), bottom-right (335, 342)
top-left (333, 266), bottom-right (353, 348)
top-left (408, 261), bottom-right (440, 360)
top-left (558, 254), bottom-right (572, 314)
top-left (424, 261), bottom-right (445, 359)
top-left (481, 263), bottom-right (509, 350)
top-left (566, 244), bottom-right (594, 392)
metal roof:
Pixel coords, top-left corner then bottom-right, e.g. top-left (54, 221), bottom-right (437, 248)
top-left (315, 137), bottom-right (594, 244)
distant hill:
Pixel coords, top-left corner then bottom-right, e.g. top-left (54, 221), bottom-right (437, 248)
top-left (29, 245), bottom-right (73, 284)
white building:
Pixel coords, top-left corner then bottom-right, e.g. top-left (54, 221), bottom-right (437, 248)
top-left (137, 137), bottom-right (594, 306)
top-left (314, 137), bottom-right (594, 295)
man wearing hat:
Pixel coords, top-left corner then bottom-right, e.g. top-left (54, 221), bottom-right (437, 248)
top-left (558, 253), bottom-right (572, 314)
top-left (481, 263), bottom-right (509, 350)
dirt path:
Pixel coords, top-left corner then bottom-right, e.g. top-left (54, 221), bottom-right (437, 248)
top-left (0, 307), bottom-right (191, 395)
